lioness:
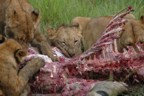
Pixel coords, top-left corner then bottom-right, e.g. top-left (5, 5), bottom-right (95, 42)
top-left (0, 0), bottom-right (57, 61)
top-left (0, 36), bottom-right (45, 96)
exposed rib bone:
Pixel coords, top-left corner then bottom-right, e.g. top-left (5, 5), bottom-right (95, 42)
top-left (98, 27), bottom-right (123, 44)
top-left (113, 39), bottom-right (119, 53)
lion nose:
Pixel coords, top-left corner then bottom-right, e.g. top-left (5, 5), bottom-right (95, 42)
top-left (136, 35), bottom-right (144, 44)
top-left (68, 50), bottom-right (76, 57)
top-left (70, 53), bottom-right (75, 57)
top-left (125, 38), bottom-right (134, 46)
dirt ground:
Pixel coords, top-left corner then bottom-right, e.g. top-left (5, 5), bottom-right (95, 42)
top-left (120, 84), bottom-right (144, 96)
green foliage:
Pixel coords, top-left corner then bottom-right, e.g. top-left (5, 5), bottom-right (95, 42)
top-left (29, 0), bottom-right (144, 31)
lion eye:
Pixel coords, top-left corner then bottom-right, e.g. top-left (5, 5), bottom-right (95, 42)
top-left (61, 41), bottom-right (66, 46)
top-left (74, 40), bottom-right (79, 44)
top-left (0, 35), bottom-right (6, 43)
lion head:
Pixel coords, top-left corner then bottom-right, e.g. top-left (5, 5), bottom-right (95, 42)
top-left (48, 24), bottom-right (82, 57)
top-left (1, 0), bottom-right (40, 49)
top-left (116, 15), bottom-right (144, 52)
top-left (131, 16), bottom-right (144, 43)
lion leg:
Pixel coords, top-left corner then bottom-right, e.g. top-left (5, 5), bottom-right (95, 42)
top-left (0, 58), bottom-right (44, 96)
top-left (31, 32), bottom-right (57, 61)
top-left (18, 58), bottom-right (45, 82)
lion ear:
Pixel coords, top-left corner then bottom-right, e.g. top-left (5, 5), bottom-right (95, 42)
top-left (71, 23), bottom-right (80, 29)
top-left (71, 23), bottom-right (82, 35)
top-left (140, 16), bottom-right (144, 24)
top-left (71, 23), bottom-right (81, 29)
top-left (15, 49), bottom-right (27, 63)
top-left (31, 9), bottom-right (39, 22)
top-left (16, 49), bottom-right (27, 57)
top-left (0, 35), bottom-right (7, 44)
top-left (31, 9), bottom-right (40, 29)
top-left (47, 28), bottom-right (57, 40)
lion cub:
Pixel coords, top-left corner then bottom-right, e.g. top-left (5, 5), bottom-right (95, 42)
top-left (0, 36), bottom-right (45, 96)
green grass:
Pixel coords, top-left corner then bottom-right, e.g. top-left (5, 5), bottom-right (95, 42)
top-left (29, 0), bottom-right (144, 32)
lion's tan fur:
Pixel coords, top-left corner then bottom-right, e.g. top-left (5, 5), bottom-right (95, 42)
top-left (0, 37), bottom-right (45, 96)
top-left (72, 16), bottom-right (91, 32)
top-left (0, 0), bottom-right (57, 61)
top-left (0, 0), bottom-right (41, 49)
top-left (47, 24), bottom-right (82, 57)
top-left (48, 14), bottom-right (144, 57)
top-left (82, 15), bottom-right (144, 52)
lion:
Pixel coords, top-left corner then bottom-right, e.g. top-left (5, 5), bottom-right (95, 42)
top-left (81, 14), bottom-right (144, 52)
top-left (71, 14), bottom-right (137, 52)
top-left (0, 0), bottom-right (57, 61)
top-left (71, 15), bottom-right (135, 32)
top-left (0, 0), bottom-right (37, 47)
top-left (47, 14), bottom-right (144, 57)
top-left (47, 24), bottom-right (83, 57)
top-left (0, 36), bottom-right (45, 96)
top-left (71, 14), bottom-right (142, 53)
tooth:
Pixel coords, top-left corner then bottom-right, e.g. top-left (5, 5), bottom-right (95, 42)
top-left (136, 44), bottom-right (144, 52)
